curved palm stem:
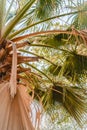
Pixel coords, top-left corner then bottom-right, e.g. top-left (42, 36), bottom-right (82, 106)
top-left (11, 30), bottom-right (75, 42)
top-left (0, 0), bottom-right (6, 36)
top-left (8, 9), bottom-right (87, 39)
top-left (25, 63), bottom-right (53, 83)
top-left (2, 0), bottom-right (36, 39)
top-left (9, 42), bottom-right (57, 50)
top-left (20, 49), bottom-right (56, 66)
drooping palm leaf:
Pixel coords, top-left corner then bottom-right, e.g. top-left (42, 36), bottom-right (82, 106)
top-left (58, 51), bottom-right (87, 82)
top-left (69, 1), bottom-right (87, 29)
top-left (2, 0), bottom-right (36, 39)
top-left (33, 81), bottom-right (87, 127)
top-left (0, 82), bottom-right (34, 130)
top-left (0, 0), bottom-right (6, 36)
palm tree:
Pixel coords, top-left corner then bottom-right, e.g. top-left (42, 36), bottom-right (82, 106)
top-left (0, 0), bottom-right (87, 129)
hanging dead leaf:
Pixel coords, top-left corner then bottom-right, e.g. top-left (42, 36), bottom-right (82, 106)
top-left (0, 82), bottom-right (35, 130)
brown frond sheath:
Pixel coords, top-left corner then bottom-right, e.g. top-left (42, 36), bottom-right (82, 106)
top-left (11, 30), bottom-right (87, 46)
top-left (17, 67), bottom-right (31, 74)
top-left (7, 41), bottom-right (28, 52)
top-left (0, 83), bottom-right (34, 130)
top-left (0, 43), bottom-right (35, 129)
top-left (0, 43), bottom-right (38, 130)
top-left (11, 30), bottom-right (74, 42)
top-left (9, 43), bottom-right (17, 98)
top-left (7, 55), bottom-right (40, 64)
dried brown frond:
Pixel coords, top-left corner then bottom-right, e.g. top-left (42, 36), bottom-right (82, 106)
top-left (0, 83), bottom-right (34, 130)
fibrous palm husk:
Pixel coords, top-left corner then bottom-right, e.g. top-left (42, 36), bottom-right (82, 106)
top-left (52, 84), bottom-right (87, 127)
top-left (0, 43), bottom-right (35, 130)
top-left (0, 82), bottom-right (34, 130)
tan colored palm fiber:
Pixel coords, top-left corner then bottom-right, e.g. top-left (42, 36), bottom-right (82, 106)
top-left (0, 43), bottom-right (34, 130)
top-left (9, 43), bottom-right (17, 98)
top-left (0, 83), bottom-right (34, 130)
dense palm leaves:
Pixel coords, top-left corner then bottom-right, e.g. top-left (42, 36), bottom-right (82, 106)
top-left (0, 0), bottom-right (87, 129)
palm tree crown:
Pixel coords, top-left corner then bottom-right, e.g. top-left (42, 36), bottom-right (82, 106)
top-left (0, 0), bottom-right (87, 129)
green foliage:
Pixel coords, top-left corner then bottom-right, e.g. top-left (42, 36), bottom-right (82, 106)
top-left (3, 0), bottom-right (36, 38)
top-left (59, 51), bottom-right (87, 82)
top-left (34, 0), bottom-right (61, 19)
top-left (40, 34), bottom-right (67, 48)
top-left (69, 2), bottom-right (87, 29)
top-left (0, 0), bottom-right (87, 129)
top-left (0, 0), bottom-right (6, 32)
top-left (49, 65), bottom-right (61, 75)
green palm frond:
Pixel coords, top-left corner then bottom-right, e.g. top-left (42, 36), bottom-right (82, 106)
top-left (36, 34), bottom-right (67, 48)
top-left (32, 79), bottom-right (87, 126)
top-left (3, 0), bottom-right (36, 38)
top-left (20, 49), bottom-right (56, 66)
top-left (69, 1), bottom-right (87, 29)
top-left (33, 0), bottom-right (61, 20)
top-left (48, 64), bottom-right (61, 76)
top-left (8, 9), bottom-right (86, 39)
top-left (0, 0), bottom-right (6, 35)
top-left (59, 51), bottom-right (87, 82)
top-left (63, 86), bottom-right (87, 126)
top-left (25, 63), bottom-right (53, 82)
